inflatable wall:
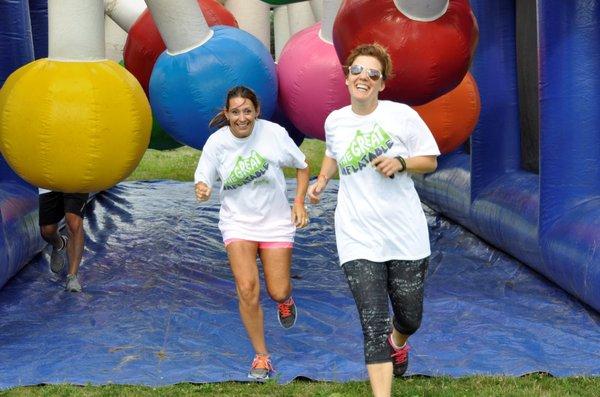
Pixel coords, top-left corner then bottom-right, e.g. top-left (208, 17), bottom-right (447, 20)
top-left (412, 0), bottom-right (600, 312)
top-left (0, 0), bottom-right (46, 289)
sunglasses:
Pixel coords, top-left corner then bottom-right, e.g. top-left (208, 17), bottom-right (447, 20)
top-left (345, 64), bottom-right (383, 81)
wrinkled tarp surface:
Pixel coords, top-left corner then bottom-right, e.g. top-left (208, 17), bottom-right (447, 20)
top-left (0, 180), bottom-right (598, 388)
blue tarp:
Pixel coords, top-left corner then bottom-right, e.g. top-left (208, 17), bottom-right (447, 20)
top-left (0, 180), bottom-right (598, 388)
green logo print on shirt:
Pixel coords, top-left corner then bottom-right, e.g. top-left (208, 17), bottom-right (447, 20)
top-left (338, 123), bottom-right (394, 175)
top-left (223, 150), bottom-right (269, 190)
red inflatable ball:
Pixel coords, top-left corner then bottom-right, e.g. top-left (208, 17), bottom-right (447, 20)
top-left (124, 0), bottom-right (237, 95)
top-left (333, 0), bottom-right (478, 106)
top-left (412, 72), bottom-right (480, 154)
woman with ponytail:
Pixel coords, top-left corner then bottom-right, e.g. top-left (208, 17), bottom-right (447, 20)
top-left (194, 86), bottom-right (309, 380)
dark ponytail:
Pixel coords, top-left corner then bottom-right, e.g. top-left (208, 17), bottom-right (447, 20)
top-left (209, 86), bottom-right (261, 129)
top-left (209, 110), bottom-right (228, 129)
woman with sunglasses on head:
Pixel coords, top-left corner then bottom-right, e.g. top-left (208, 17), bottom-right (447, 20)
top-left (194, 86), bottom-right (310, 381)
top-left (307, 43), bottom-right (440, 397)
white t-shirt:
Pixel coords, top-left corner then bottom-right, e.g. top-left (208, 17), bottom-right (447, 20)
top-left (324, 101), bottom-right (440, 265)
top-left (194, 119), bottom-right (307, 242)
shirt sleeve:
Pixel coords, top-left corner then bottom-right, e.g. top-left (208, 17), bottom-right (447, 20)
top-left (276, 127), bottom-right (308, 169)
top-left (324, 113), bottom-right (335, 159)
top-left (404, 108), bottom-right (441, 157)
top-left (194, 141), bottom-right (219, 186)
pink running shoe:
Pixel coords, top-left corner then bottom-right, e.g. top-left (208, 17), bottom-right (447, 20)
top-left (388, 335), bottom-right (410, 377)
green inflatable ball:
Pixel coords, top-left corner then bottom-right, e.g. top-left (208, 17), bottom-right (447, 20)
top-left (150, 117), bottom-right (184, 151)
top-left (119, 59), bottom-right (183, 150)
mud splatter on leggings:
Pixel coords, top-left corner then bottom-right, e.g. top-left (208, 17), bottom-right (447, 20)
top-left (343, 258), bottom-right (429, 364)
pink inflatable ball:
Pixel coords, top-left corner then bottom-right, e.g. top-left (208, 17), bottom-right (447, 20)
top-left (333, 0), bottom-right (478, 106)
top-left (277, 23), bottom-right (349, 141)
top-left (124, 0), bottom-right (238, 95)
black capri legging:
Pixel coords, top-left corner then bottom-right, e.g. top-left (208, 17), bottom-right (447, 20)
top-left (343, 258), bottom-right (429, 364)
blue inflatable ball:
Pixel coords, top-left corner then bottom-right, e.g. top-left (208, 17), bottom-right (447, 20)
top-left (149, 25), bottom-right (277, 149)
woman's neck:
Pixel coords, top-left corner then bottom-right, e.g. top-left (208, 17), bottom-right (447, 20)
top-left (351, 98), bottom-right (379, 116)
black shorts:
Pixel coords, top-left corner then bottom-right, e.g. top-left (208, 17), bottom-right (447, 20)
top-left (39, 192), bottom-right (89, 226)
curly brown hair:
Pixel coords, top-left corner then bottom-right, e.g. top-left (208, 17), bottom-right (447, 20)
top-left (343, 43), bottom-right (394, 81)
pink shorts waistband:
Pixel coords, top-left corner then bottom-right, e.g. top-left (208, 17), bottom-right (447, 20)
top-left (224, 238), bottom-right (293, 249)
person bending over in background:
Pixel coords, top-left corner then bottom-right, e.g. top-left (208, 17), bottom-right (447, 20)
top-left (39, 189), bottom-right (88, 292)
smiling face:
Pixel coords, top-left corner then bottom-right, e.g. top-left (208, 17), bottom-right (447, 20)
top-left (225, 96), bottom-right (259, 138)
top-left (346, 55), bottom-right (386, 105)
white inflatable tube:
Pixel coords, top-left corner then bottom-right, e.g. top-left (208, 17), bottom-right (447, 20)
top-left (144, 0), bottom-right (212, 55)
top-left (393, 0), bottom-right (449, 22)
top-left (274, 6), bottom-right (291, 61)
top-left (104, 0), bottom-right (146, 32)
top-left (224, 0), bottom-right (270, 50)
top-left (287, 1), bottom-right (315, 36)
top-left (319, 0), bottom-right (341, 44)
top-left (48, 0), bottom-right (105, 61)
top-left (310, 0), bottom-right (323, 21)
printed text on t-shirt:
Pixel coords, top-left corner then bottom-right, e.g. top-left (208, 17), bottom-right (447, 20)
top-left (338, 124), bottom-right (393, 175)
top-left (223, 150), bottom-right (269, 190)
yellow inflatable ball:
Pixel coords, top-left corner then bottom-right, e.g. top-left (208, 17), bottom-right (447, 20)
top-left (0, 59), bottom-right (151, 193)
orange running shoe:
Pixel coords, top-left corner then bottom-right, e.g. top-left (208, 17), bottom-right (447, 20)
top-left (248, 354), bottom-right (274, 381)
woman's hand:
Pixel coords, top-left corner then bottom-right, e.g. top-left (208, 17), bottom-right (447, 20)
top-left (195, 182), bottom-right (212, 202)
top-left (372, 156), bottom-right (403, 177)
top-left (307, 175), bottom-right (328, 204)
top-left (292, 200), bottom-right (309, 228)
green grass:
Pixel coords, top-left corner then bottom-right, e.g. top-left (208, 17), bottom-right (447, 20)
top-left (10, 142), bottom-right (596, 396)
top-left (127, 146), bottom-right (201, 182)
top-left (2, 374), bottom-right (599, 396)
top-left (127, 138), bottom-right (327, 182)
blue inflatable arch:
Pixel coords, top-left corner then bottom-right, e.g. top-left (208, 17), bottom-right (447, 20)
top-left (413, 0), bottom-right (600, 312)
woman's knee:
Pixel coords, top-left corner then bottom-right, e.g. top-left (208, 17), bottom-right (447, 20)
top-left (393, 313), bottom-right (423, 336)
top-left (236, 280), bottom-right (260, 305)
top-left (389, 258), bottom-right (428, 335)
top-left (266, 283), bottom-right (291, 302)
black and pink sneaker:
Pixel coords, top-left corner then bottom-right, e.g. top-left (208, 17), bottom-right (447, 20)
top-left (277, 296), bottom-right (297, 329)
top-left (388, 335), bottom-right (410, 377)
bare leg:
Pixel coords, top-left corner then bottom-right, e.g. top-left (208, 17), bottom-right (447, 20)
top-left (391, 329), bottom-right (409, 347)
top-left (367, 362), bottom-right (393, 397)
top-left (226, 241), bottom-right (267, 354)
top-left (259, 247), bottom-right (292, 303)
top-left (40, 223), bottom-right (62, 249)
top-left (65, 212), bottom-right (84, 276)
